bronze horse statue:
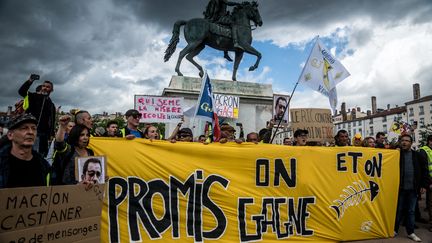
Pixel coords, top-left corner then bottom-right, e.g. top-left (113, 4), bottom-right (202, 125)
top-left (164, 1), bottom-right (263, 81)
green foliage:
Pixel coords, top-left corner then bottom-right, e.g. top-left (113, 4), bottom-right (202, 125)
top-left (93, 116), bottom-right (126, 132)
top-left (418, 123), bottom-right (432, 147)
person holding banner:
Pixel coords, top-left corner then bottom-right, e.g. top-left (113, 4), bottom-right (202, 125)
top-left (0, 114), bottom-right (51, 188)
top-left (121, 109), bottom-right (144, 139)
top-left (293, 129), bottom-right (308, 146)
top-left (52, 115), bottom-right (94, 185)
top-left (176, 128), bottom-right (194, 142)
top-left (334, 129), bottom-right (350, 146)
top-left (362, 137), bottom-right (376, 148)
top-left (144, 125), bottom-right (160, 140)
top-left (104, 120), bottom-right (122, 137)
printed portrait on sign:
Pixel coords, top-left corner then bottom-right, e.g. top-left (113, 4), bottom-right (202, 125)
top-left (273, 94), bottom-right (289, 124)
top-left (75, 156), bottom-right (106, 184)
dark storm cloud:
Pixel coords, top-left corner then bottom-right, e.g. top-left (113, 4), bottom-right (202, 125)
top-left (117, 0), bottom-right (432, 38)
top-left (0, 0), bottom-right (431, 113)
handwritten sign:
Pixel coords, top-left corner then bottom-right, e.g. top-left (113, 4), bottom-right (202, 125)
top-left (290, 108), bottom-right (334, 142)
top-left (0, 185), bottom-right (104, 243)
top-left (213, 94), bottom-right (239, 118)
top-left (134, 95), bottom-right (183, 123)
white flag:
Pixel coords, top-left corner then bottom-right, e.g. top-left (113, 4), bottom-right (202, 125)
top-left (298, 37), bottom-right (350, 98)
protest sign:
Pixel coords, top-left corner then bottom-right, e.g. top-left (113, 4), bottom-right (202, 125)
top-left (0, 184), bottom-right (105, 243)
top-left (290, 108), bottom-right (333, 142)
top-left (134, 95), bottom-right (183, 123)
top-left (75, 156), bottom-right (107, 184)
top-left (213, 94), bottom-right (239, 118)
top-left (89, 138), bottom-right (399, 242)
top-left (273, 94), bottom-right (289, 124)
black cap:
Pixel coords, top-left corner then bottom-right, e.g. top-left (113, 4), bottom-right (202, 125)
top-left (178, 128), bottom-right (193, 136)
top-left (125, 109), bottom-right (140, 117)
top-left (7, 114), bottom-right (38, 130)
top-left (294, 129), bottom-right (308, 138)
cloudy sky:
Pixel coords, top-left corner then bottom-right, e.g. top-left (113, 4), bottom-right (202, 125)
top-left (1, 0), bottom-right (431, 115)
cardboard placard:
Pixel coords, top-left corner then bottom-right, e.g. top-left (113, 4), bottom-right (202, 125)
top-left (290, 108), bottom-right (334, 142)
top-left (0, 184), bottom-right (104, 243)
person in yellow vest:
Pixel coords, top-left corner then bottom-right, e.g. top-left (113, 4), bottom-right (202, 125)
top-left (419, 135), bottom-right (432, 230)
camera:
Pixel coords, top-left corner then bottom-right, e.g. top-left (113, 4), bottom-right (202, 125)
top-left (236, 122), bottom-right (242, 127)
top-left (30, 74), bottom-right (40, 80)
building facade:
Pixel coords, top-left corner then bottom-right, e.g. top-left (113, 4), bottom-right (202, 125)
top-left (333, 83), bottom-right (431, 147)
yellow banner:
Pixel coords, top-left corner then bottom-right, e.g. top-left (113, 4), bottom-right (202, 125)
top-left (89, 138), bottom-right (399, 242)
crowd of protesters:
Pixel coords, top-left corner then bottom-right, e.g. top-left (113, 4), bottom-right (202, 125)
top-left (0, 74), bottom-right (432, 241)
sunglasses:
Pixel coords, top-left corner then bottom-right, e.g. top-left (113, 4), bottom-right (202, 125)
top-left (87, 170), bottom-right (101, 177)
top-left (131, 114), bottom-right (142, 119)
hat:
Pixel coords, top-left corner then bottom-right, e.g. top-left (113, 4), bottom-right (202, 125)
top-left (125, 109), bottom-right (140, 117)
top-left (7, 114), bottom-right (38, 130)
top-left (178, 128), bottom-right (193, 136)
top-left (220, 123), bottom-right (235, 132)
top-left (294, 129), bottom-right (308, 138)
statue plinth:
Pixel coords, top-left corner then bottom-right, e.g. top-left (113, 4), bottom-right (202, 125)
top-left (163, 76), bottom-right (273, 103)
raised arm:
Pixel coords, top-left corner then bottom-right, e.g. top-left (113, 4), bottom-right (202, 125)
top-left (55, 115), bottom-right (72, 143)
top-left (18, 74), bottom-right (36, 97)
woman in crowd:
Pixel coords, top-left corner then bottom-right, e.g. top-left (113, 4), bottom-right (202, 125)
top-left (51, 115), bottom-right (94, 185)
top-left (362, 136), bottom-right (376, 148)
top-left (144, 125), bottom-right (160, 140)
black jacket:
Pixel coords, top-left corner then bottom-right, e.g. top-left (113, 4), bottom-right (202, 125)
top-left (0, 143), bottom-right (51, 188)
top-left (18, 80), bottom-right (56, 136)
top-left (399, 149), bottom-right (429, 191)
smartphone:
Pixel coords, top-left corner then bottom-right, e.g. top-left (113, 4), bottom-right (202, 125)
top-left (30, 74), bottom-right (40, 80)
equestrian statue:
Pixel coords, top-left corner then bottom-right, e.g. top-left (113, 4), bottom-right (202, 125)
top-left (164, 0), bottom-right (263, 81)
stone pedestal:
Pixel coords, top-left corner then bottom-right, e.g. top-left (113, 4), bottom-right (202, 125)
top-left (162, 76), bottom-right (274, 140)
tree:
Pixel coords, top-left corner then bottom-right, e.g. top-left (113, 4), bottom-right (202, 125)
top-left (418, 123), bottom-right (432, 147)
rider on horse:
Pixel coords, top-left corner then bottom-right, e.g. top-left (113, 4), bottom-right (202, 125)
top-left (203, 0), bottom-right (243, 50)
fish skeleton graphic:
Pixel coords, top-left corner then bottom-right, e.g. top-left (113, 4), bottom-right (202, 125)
top-left (330, 180), bottom-right (379, 220)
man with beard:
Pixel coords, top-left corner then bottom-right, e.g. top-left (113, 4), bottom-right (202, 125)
top-left (18, 74), bottom-right (56, 157)
top-left (394, 134), bottom-right (428, 242)
top-left (0, 114), bottom-right (51, 188)
top-left (334, 129), bottom-right (350, 146)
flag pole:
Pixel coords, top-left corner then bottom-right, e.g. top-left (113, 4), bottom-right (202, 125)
top-left (270, 36), bottom-right (319, 144)
top-left (191, 70), bottom-right (208, 130)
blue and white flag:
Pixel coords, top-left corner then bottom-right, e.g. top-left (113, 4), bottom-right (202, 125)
top-left (194, 71), bottom-right (221, 141)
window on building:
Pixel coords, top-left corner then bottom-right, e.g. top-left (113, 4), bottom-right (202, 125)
top-left (382, 116), bottom-right (387, 122)
top-left (353, 128), bottom-right (356, 135)
top-left (419, 106), bottom-right (424, 115)
top-left (430, 104), bottom-right (432, 114)
top-left (420, 118), bottom-right (425, 128)
top-left (359, 128), bottom-right (362, 135)
top-left (343, 123), bottom-right (345, 128)
top-left (409, 107), bottom-right (414, 117)
top-left (370, 126), bottom-right (374, 136)
top-left (369, 118), bottom-right (373, 124)
top-left (410, 119), bottom-right (414, 125)
top-left (383, 124), bottom-right (387, 134)
top-left (358, 120), bottom-right (362, 126)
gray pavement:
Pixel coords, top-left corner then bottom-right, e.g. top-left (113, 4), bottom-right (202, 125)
top-left (348, 197), bottom-right (431, 243)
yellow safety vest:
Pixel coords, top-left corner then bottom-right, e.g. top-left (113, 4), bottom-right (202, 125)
top-left (421, 145), bottom-right (432, 177)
